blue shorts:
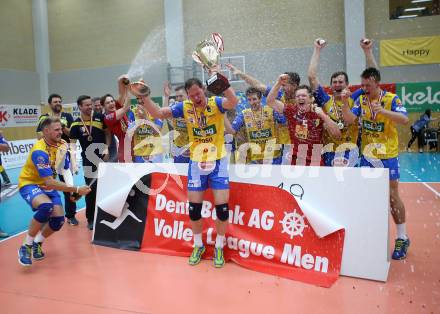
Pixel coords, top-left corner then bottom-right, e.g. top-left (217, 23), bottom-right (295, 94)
top-left (188, 157), bottom-right (229, 191)
top-left (171, 144), bottom-right (190, 164)
top-left (360, 156), bottom-right (400, 180)
top-left (324, 149), bottom-right (359, 167)
top-left (19, 184), bottom-right (62, 209)
top-left (134, 154), bottom-right (163, 163)
top-left (174, 155), bottom-right (190, 163)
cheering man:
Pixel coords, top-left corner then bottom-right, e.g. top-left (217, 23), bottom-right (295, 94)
top-left (141, 74), bottom-right (238, 268)
top-left (18, 117), bottom-right (90, 266)
top-left (342, 67), bottom-right (410, 260)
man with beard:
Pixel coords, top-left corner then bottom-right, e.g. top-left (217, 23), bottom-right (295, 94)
top-left (141, 75), bottom-right (238, 268)
top-left (92, 97), bottom-right (104, 114)
top-left (342, 67), bottom-right (410, 260)
top-left (36, 94), bottom-right (78, 226)
top-left (308, 38), bottom-right (378, 167)
top-left (70, 95), bottom-right (111, 230)
top-left (229, 87), bottom-right (286, 164)
top-left (267, 80), bottom-right (341, 166)
top-left (18, 117), bottom-right (91, 266)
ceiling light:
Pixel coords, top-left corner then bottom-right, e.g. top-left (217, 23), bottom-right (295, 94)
top-left (411, 0), bottom-right (432, 4)
top-left (404, 7), bottom-right (426, 11)
top-left (397, 14), bottom-right (419, 18)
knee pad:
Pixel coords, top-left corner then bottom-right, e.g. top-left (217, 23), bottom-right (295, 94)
top-left (188, 202), bottom-right (202, 221)
top-left (33, 203), bottom-right (54, 223)
top-left (48, 216), bottom-right (65, 231)
top-left (215, 203), bottom-right (229, 222)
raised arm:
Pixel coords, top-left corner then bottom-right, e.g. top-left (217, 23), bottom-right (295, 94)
top-left (141, 95), bottom-right (173, 120)
top-left (308, 39), bottom-right (326, 91)
top-left (360, 38), bottom-right (378, 69)
top-left (163, 81), bottom-right (171, 107)
top-left (225, 64), bottom-right (266, 93)
top-left (221, 86), bottom-right (238, 110)
top-left (114, 75), bottom-right (131, 121)
top-left (117, 74), bottom-right (130, 106)
top-left (266, 74), bottom-right (287, 113)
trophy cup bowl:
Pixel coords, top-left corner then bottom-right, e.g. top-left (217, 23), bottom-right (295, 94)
top-left (192, 33), bottom-right (230, 95)
top-left (122, 78), bottom-right (151, 97)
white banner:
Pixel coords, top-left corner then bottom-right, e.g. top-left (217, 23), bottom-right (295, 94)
top-left (1, 138), bottom-right (37, 169)
top-left (0, 104), bottom-right (41, 128)
top-left (95, 163), bottom-right (390, 281)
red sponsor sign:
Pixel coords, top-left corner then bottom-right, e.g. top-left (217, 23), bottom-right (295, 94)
top-left (141, 173), bottom-right (345, 287)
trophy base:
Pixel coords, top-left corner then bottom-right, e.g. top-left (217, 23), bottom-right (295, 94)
top-left (206, 73), bottom-right (230, 95)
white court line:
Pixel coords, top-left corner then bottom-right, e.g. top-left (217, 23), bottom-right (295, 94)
top-left (0, 208), bottom-right (86, 244)
top-left (422, 182), bottom-right (440, 198)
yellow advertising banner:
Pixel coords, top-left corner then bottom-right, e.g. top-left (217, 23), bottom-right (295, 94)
top-left (380, 36), bottom-right (440, 67)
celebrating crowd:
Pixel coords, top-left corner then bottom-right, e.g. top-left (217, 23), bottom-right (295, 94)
top-left (12, 38), bottom-right (410, 268)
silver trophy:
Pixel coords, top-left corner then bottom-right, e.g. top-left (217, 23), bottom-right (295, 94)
top-left (192, 33), bottom-right (230, 95)
top-left (122, 78), bottom-right (151, 97)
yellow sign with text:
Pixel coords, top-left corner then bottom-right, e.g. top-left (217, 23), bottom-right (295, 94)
top-left (380, 36), bottom-right (440, 67)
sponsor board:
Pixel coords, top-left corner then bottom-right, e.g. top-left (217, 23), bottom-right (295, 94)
top-left (380, 35), bottom-right (440, 67)
top-left (0, 105), bottom-right (41, 127)
top-left (396, 82), bottom-right (440, 112)
top-left (0, 139), bottom-right (36, 169)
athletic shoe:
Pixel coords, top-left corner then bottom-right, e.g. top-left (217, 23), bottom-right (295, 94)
top-left (213, 247), bottom-right (225, 268)
top-left (3, 182), bottom-right (11, 187)
top-left (67, 217), bottom-right (79, 226)
top-left (188, 246), bottom-right (205, 266)
top-left (18, 244), bottom-right (32, 266)
top-left (32, 242), bottom-right (45, 260)
top-left (392, 238), bottom-right (410, 260)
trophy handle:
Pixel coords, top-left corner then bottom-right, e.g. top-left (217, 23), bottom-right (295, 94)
top-left (211, 33), bottom-right (224, 53)
top-left (192, 52), bottom-right (204, 65)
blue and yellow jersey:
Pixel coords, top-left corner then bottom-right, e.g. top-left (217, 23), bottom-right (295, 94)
top-left (171, 96), bottom-right (226, 162)
top-left (277, 95), bottom-right (293, 144)
top-left (232, 106), bottom-right (285, 161)
top-left (352, 91), bottom-right (407, 159)
top-left (314, 85), bottom-right (359, 147)
top-left (172, 118), bottom-right (189, 148)
top-left (132, 107), bottom-right (163, 157)
top-left (18, 139), bottom-right (67, 188)
top-left (264, 85), bottom-right (291, 144)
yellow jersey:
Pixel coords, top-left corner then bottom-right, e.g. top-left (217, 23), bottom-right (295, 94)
top-left (171, 96), bottom-right (226, 162)
top-left (277, 95), bottom-right (293, 144)
top-left (232, 106), bottom-right (285, 161)
top-left (172, 118), bottom-right (189, 148)
top-left (132, 107), bottom-right (163, 157)
top-left (18, 139), bottom-right (67, 188)
top-left (352, 91), bottom-right (407, 159)
top-left (322, 96), bottom-right (359, 147)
